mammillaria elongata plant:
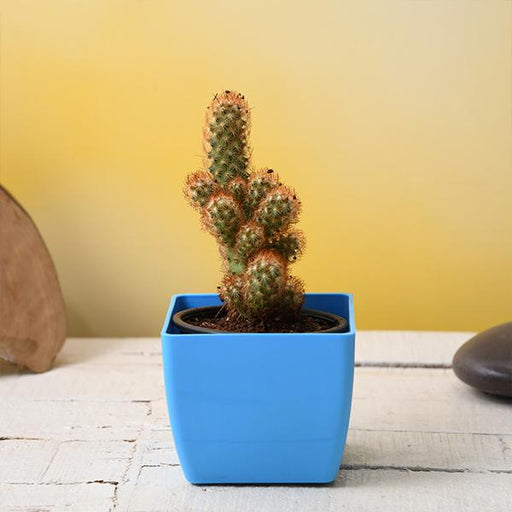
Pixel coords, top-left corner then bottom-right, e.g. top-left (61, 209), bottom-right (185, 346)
top-left (184, 91), bottom-right (305, 327)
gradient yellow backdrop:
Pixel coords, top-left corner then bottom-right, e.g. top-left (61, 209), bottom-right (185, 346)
top-left (1, 1), bottom-right (511, 336)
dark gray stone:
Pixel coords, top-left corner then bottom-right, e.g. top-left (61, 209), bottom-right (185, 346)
top-left (453, 322), bottom-right (512, 398)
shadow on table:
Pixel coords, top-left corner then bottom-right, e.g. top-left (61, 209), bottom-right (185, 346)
top-left (52, 337), bottom-right (133, 368)
top-left (465, 387), bottom-right (512, 405)
top-left (0, 358), bottom-right (25, 377)
top-left (0, 338), bottom-right (133, 376)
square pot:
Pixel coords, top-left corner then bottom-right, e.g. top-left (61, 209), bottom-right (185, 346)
top-left (161, 293), bottom-right (355, 484)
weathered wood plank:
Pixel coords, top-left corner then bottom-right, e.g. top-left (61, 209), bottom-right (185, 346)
top-left (344, 429), bottom-right (512, 472)
top-left (0, 481), bottom-right (116, 512)
top-left (41, 440), bottom-right (135, 485)
top-left (355, 330), bottom-right (473, 366)
top-left (0, 400), bottom-right (148, 441)
top-left (54, 338), bottom-right (162, 367)
top-left (112, 420), bottom-right (180, 508)
top-left (127, 464), bottom-right (512, 512)
top-left (136, 423), bottom-right (180, 468)
top-left (2, 429), bottom-right (509, 510)
top-left (0, 439), bottom-right (57, 483)
top-left (351, 368), bottom-right (512, 435)
top-left (0, 364), bottom-right (163, 401)
top-left (0, 439), bottom-right (135, 486)
top-left (4, 367), bottom-right (508, 437)
top-left (133, 428), bottom-right (512, 474)
top-left (2, 334), bottom-right (510, 512)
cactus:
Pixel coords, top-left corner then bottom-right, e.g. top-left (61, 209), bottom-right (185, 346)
top-left (184, 91), bottom-right (305, 324)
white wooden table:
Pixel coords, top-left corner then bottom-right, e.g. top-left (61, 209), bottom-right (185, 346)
top-left (1, 332), bottom-right (511, 511)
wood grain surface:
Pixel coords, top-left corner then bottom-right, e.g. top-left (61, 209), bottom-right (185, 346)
top-left (0, 186), bottom-right (66, 372)
top-left (1, 332), bottom-right (511, 511)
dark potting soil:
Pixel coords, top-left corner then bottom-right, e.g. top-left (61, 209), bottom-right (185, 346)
top-left (184, 309), bottom-right (336, 333)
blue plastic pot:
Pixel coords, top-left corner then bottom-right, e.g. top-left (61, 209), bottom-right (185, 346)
top-left (161, 293), bottom-right (355, 484)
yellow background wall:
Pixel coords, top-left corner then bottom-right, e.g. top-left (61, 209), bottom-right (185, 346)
top-left (1, 1), bottom-right (511, 336)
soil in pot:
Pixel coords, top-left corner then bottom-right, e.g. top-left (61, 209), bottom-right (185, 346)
top-left (174, 306), bottom-right (348, 334)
